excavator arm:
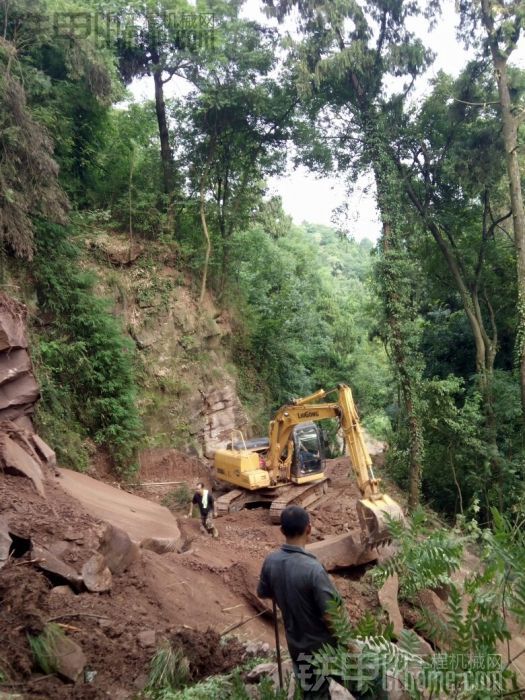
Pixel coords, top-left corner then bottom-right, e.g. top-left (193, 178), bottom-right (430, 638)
top-left (267, 384), bottom-right (404, 545)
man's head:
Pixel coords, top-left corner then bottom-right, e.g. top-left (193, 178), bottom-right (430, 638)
top-left (196, 482), bottom-right (205, 494)
top-left (280, 505), bottom-right (311, 545)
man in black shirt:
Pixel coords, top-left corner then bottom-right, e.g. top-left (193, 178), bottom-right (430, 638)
top-left (188, 482), bottom-right (218, 538)
top-left (257, 505), bottom-right (340, 698)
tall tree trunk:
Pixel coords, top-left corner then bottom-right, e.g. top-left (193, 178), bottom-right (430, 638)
top-left (199, 176), bottom-right (211, 305)
top-left (480, 0), bottom-right (525, 422)
top-left (380, 222), bottom-right (424, 510)
top-left (364, 112), bottom-right (425, 510)
top-left (494, 57), bottom-right (525, 422)
top-left (150, 50), bottom-right (174, 196)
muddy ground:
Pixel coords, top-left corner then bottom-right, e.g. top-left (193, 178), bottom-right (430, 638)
top-left (0, 452), bottom-right (390, 698)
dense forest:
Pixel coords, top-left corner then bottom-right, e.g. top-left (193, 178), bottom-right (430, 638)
top-left (0, 0), bottom-right (524, 521)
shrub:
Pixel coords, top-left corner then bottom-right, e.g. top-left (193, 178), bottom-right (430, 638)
top-left (33, 220), bottom-right (142, 476)
top-left (162, 485), bottom-right (192, 511)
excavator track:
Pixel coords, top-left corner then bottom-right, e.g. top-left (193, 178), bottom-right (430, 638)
top-left (269, 478), bottom-right (329, 524)
top-left (216, 489), bottom-right (249, 516)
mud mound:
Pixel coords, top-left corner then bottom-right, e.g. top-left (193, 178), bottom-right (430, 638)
top-left (171, 627), bottom-right (245, 680)
top-left (139, 448), bottom-right (211, 484)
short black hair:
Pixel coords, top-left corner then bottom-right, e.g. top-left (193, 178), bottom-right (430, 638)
top-left (196, 482), bottom-right (205, 489)
top-left (280, 506), bottom-right (310, 537)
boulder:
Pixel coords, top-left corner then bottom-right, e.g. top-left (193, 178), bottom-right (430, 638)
top-left (140, 537), bottom-right (180, 555)
top-left (32, 545), bottom-right (83, 591)
top-left (416, 589), bottom-right (447, 620)
top-left (0, 402), bottom-right (35, 422)
top-left (48, 540), bottom-right (70, 559)
top-left (306, 533), bottom-right (377, 571)
top-left (378, 573), bottom-right (403, 637)
top-left (98, 523), bottom-right (140, 575)
top-left (0, 374), bottom-right (40, 411)
top-left (82, 553), bottom-right (112, 593)
top-left (12, 415), bottom-right (34, 432)
top-left (386, 675), bottom-right (411, 700)
top-left (246, 662), bottom-right (279, 682)
top-left (0, 349), bottom-right (31, 385)
top-left (31, 433), bottom-right (57, 469)
top-left (0, 434), bottom-right (45, 497)
top-left (412, 632), bottom-right (434, 657)
top-left (51, 633), bottom-right (87, 682)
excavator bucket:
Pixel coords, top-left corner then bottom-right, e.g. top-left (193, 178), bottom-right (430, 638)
top-left (356, 494), bottom-right (405, 548)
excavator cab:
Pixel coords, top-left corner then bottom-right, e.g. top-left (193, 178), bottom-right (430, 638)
top-left (291, 423), bottom-right (324, 478)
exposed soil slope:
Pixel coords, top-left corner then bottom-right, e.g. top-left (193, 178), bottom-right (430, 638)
top-left (0, 453), bottom-right (382, 697)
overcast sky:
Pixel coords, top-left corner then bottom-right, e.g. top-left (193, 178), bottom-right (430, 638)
top-left (131, 0), bottom-right (525, 242)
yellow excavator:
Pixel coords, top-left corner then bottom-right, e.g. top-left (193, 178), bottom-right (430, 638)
top-left (214, 384), bottom-right (404, 547)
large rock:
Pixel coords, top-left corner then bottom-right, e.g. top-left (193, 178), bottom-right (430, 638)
top-left (0, 374), bottom-right (39, 412)
top-left (58, 468), bottom-right (182, 547)
top-left (0, 433), bottom-right (45, 497)
top-left (411, 632), bottom-right (434, 657)
top-left (378, 573), bottom-right (404, 637)
top-left (306, 533), bottom-right (377, 572)
top-left (416, 589), bottom-right (447, 620)
top-left (32, 545), bottom-right (83, 591)
top-left (98, 523), bottom-right (139, 575)
top-left (329, 679), bottom-right (356, 699)
top-left (51, 632), bottom-right (87, 682)
top-left (82, 553), bottom-right (113, 593)
top-left (31, 433), bottom-right (57, 469)
top-left (0, 349), bottom-right (31, 385)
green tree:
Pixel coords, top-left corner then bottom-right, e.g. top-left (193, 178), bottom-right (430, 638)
top-left (266, 0), bottom-right (431, 508)
top-left (174, 15), bottom-right (295, 299)
top-left (458, 0), bottom-right (525, 423)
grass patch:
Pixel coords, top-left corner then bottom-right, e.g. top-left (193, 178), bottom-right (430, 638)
top-left (162, 484), bottom-right (192, 511)
top-left (28, 623), bottom-right (66, 675)
top-left (146, 642), bottom-right (190, 696)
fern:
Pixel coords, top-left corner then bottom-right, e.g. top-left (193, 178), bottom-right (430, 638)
top-left (370, 509), bottom-right (464, 600)
top-left (320, 508), bottom-right (525, 698)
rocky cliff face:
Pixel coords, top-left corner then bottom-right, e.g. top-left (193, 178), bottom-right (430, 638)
top-left (87, 232), bottom-right (252, 457)
top-left (0, 294), bottom-right (40, 428)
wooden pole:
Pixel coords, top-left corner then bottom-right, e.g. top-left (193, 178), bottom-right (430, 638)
top-left (273, 599), bottom-right (284, 689)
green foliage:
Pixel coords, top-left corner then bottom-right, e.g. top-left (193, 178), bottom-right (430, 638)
top-left (162, 485), bottom-right (192, 511)
top-left (32, 220), bottom-right (142, 475)
top-left (315, 512), bottom-right (525, 698)
top-left (146, 657), bottom-right (289, 700)
top-left (146, 642), bottom-right (191, 696)
top-left (230, 220), bottom-right (391, 425)
top-left (370, 510), bottom-right (464, 599)
top-left (28, 624), bottom-right (66, 676)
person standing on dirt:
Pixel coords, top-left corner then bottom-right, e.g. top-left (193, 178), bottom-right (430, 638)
top-left (257, 505), bottom-right (340, 699)
top-left (188, 482), bottom-right (218, 538)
